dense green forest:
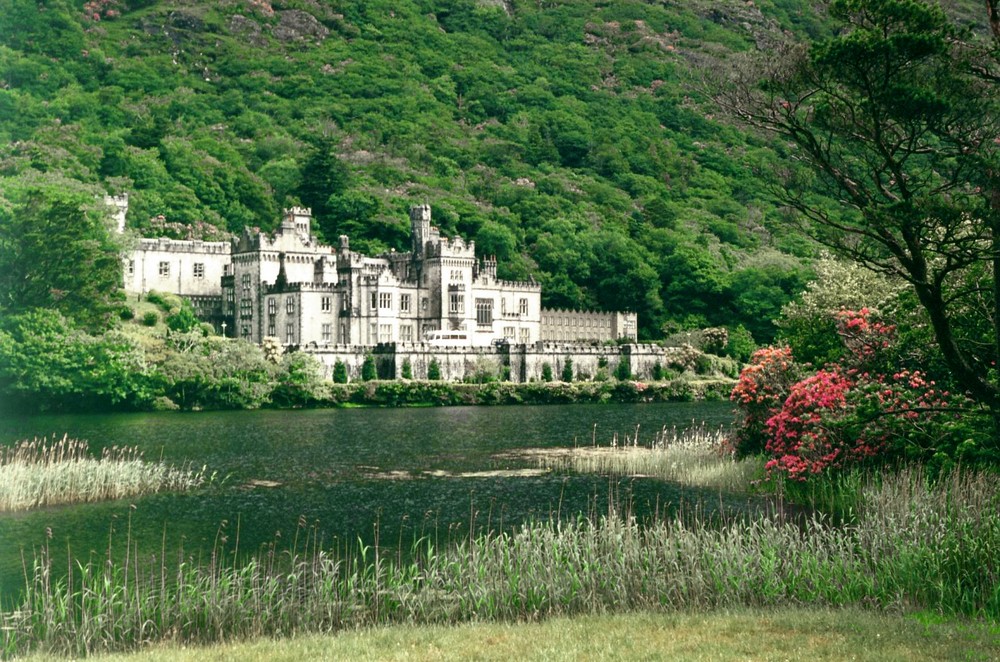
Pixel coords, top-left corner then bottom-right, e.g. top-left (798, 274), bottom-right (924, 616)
top-left (0, 0), bottom-right (866, 340)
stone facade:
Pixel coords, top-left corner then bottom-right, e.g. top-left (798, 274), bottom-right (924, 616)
top-left (124, 204), bottom-right (638, 353)
top-left (124, 237), bottom-right (231, 298)
top-left (540, 308), bottom-right (637, 343)
top-left (124, 205), bottom-right (545, 346)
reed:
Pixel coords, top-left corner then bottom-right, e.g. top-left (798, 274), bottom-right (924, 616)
top-left (0, 435), bottom-right (206, 512)
top-left (4, 466), bottom-right (999, 658)
top-left (530, 423), bottom-right (764, 491)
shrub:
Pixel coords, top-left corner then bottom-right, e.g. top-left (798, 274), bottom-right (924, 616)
top-left (332, 360), bottom-right (348, 384)
top-left (165, 302), bottom-right (198, 333)
top-left (541, 363), bottom-right (553, 382)
top-left (694, 353), bottom-right (713, 375)
top-left (614, 358), bottom-right (631, 381)
top-left (145, 290), bottom-right (171, 311)
top-left (427, 358), bottom-right (441, 380)
top-left (401, 358), bottom-right (413, 379)
top-left (361, 355), bottom-right (377, 381)
top-left (702, 327), bottom-right (729, 355)
top-left (666, 344), bottom-right (700, 373)
top-left (561, 357), bottom-right (573, 382)
top-left (651, 362), bottom-right (664, 381)
top-left (741, 311), bottom-right (991, 481)
top-left (730, 346), bottom-right (801, 457)
top-left (141, 311), bottom-right (158, 326)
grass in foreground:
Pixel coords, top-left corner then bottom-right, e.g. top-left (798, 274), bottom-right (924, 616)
top-left (0, 435), bottom-right (207, 512)
top-left (17, 610), bottom-right (1000, 662)
top-left (525, 423), bottom-right (763, 491)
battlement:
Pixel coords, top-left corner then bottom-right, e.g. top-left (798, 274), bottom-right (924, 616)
top-left (263, 281), bottom-right (339, 294)
top-left (476, 276), bottom-right (540, 292)
top-left (426, 235), bottom-right (476, 259)
top-left (137, 237), bottom-right (232, 255)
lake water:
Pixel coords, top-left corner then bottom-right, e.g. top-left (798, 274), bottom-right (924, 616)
top-left (0, 402), bottom-right (739, 603)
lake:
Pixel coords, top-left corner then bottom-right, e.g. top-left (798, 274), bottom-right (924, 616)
top-left (0, 402), bottom-right (739, 603)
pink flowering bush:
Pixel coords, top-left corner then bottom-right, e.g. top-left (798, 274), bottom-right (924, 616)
top-left (729, 346), bottom-right (802, 457)
top-left (733, 310), bottom-right (988, 480)
top-left (834, 307), bottom-right (896, 369)
top-left (763, 368), bottom-right (865, 479)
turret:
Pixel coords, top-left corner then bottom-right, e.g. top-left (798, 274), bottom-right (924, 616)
top-left (410, 204), bottom-right (431, 256)
top-left (281, 207), bottom-right (313, 242)
top-left (104, 193), bottom-right (129, 234)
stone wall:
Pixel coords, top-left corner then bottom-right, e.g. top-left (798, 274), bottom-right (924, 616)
top-left (308, 342), bottom-right (675, 383)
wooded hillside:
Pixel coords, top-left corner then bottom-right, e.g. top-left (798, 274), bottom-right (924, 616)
top-left (1, 0), bottom-right (978, 338)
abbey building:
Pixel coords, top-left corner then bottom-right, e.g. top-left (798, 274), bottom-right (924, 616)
top-left (122, 203), bottom-right (637, 348)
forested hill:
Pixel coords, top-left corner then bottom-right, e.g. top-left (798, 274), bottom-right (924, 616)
top-left (1, 0), bottom-right (973, 339)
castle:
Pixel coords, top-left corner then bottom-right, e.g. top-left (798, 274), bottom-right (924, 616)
top-left (121, 202), bottom-right (638, 352)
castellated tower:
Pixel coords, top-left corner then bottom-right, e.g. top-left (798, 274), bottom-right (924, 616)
top-left (282, 206), bottom-right (313, 243)
top-left (410, 204), bottom-right (432, 256)
top-left (104, 193), bottom-right (129, 234)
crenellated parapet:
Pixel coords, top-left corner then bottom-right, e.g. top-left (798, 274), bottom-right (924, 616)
top-left (263, 281), bottom-right (339, 294)
top-left (137, 238), bottom-right (231, 255)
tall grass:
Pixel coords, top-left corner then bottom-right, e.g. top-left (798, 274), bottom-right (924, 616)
top-left (4, 467), bottom-right (999, 658)
top-left (530, 423), bottom-right (764, 491)
top-left (0, 435), bottom-right (206, 512)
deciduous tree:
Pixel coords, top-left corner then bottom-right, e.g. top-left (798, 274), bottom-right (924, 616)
top-left (717, 0), bottom-right (1000, 420)
top-left (0, 174), bottom-right (124, 331)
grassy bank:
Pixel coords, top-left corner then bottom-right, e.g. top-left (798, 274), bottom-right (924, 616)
top-left (0, 436), bottom-right (207, 512)
top-left (3, 467), bottom-right (999, 658)
top-left (15, 610), bottom-right (1000, 661)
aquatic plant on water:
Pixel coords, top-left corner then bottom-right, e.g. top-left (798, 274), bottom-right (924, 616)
top-left (0, 435), bottom-right (207, 512)
top-left (526, 423), bottom-right (764, 491)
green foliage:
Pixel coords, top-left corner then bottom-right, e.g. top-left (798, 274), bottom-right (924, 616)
top-left (725, 325), bottom-right (757, 364)
top-left (141, 311), bottom-right (159, 327)
top-left (298, 136), bottom-right (351, 239)
top-left (0, 0), bottom-right (829, 341)
top-left (332, 359), bottom-right (349, 384)
top-left (613, 358), bottom-right (631, 381)
top-left (0, 174), bottom-right (124, 332)
top-left (270, 352), bottom-right (329, 407)
top-left (156, 336), bottom-right (276, 410)
top-left (776, 257), bottom-right (904, 366)
top-left (427, 358), bottom-right (442, 381)
top-left (718, 0), bottom-right (1000, 416)
top-left (0, 310), bottom-right (153, 413)
top-left (561, 357), bottom-right (573, 382)
top-left (165, 300), bottom-right (199, 333)
top-left (401, 358), bottom-right (413, 379)
top-left (541, 362), bottom-right (553, 382)
top-left (360, 354), bottom-right (377, 381)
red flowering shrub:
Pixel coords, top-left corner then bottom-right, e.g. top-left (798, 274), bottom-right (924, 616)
top-left (729, 346), bottom-right (802, 457)
top-left (733, 310), bottom-right (988, 481)
top-left (834, 308), bottom-right (896, 369)
top-left (764, 368), bottom-right (884, 479)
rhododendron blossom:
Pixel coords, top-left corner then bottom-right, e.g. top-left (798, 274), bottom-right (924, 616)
top-left (731, 310), bottom-right (979, 480)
